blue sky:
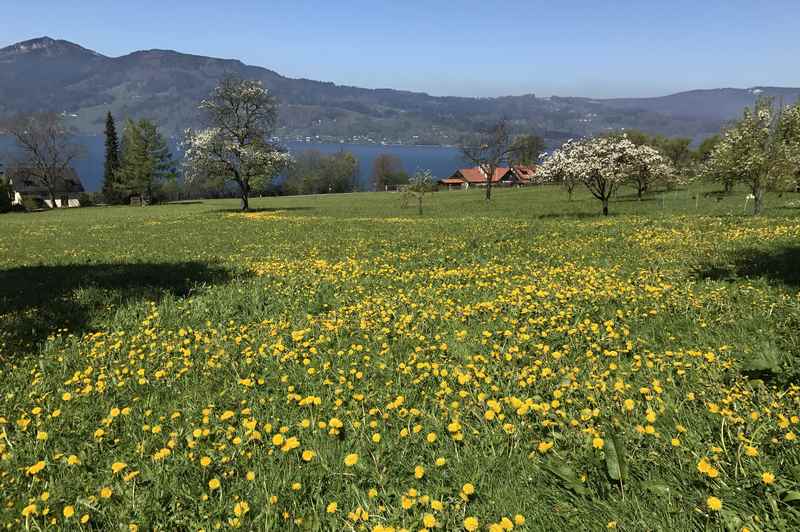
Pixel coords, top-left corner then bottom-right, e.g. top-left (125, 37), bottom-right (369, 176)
top-left (2, 1), bottom-right (799, 98)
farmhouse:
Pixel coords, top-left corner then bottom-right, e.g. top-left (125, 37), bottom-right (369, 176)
top-left (7, 166), bottom-right (85, 208)
top-left (438, 166), bottom-right (537, 189)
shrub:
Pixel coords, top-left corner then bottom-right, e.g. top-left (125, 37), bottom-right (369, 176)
top-left (0, 180), bottom-right (11, 213)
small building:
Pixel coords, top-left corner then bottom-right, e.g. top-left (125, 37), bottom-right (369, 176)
top-left (7, 166), bottom-right (84, 208)
top-left (438, 166), bottom-right (537, 189)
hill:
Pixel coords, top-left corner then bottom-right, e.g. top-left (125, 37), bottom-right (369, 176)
top-left (2, 37), bottom-right (799, 144)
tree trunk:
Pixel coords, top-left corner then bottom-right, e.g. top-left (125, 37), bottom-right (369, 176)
top-left (239, 181), bottom-right (250, 211)
top-left (602, 198), bottom-right (609, 216)
top-left (567, 187), bottom-right (573, 201)
top-left (418, 195), bottom-right (423, 215)
top-left (753, 186), bottom-right (764, 215)
top-left (637, 185), bottom-right (644, 200)
top-left (485, 182), bottom-right (492, 200)
top-left (49, 189), bottom-right (58, 209)
top-left (724, 180), bottom-right (733, 194)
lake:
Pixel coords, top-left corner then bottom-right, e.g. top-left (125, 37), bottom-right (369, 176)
top-left (1, 136), bottom-right (465, 192)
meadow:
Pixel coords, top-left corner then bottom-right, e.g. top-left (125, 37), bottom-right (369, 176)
top-left (1, 185), bottom-right (799, 531)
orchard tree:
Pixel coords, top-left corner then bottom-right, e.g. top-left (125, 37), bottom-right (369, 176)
top-left (703, 97), bottom-right (796, 215)
top-left (404, 169), bottom-right (434, 215)
top-left (460, 119), bottom-right (516, 200)
top-left (779, 103), bottom-right (800, 191)
top-left (183, 76), bottom-right (292, 211)
top-left (3, 113), bottom-right (84, 208)
top-left (539, 136), bottom-right (674, 215)
top-left (536, 148), bottom-right (578, 200)
top-left (624, 143), bottom-right (676, 199)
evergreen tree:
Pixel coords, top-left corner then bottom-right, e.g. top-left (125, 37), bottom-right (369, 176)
top-left (117, 119), bottom-right (176, 204)
top-left (102, 112), bottom-right (122, 202)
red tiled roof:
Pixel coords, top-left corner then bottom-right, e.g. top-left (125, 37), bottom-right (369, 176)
top-left (512, 165), bottom-right (538, 181)
top-left (513, 165), bottom-right (537, 177)
top-left (452, 167), bottom-right (511, 184)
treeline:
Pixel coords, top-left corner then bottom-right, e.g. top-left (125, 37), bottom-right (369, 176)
top-left (282, 150), bottom-right (360, 195)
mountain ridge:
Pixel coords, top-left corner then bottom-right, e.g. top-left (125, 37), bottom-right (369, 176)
top-left (2, 37), bottom-right (799, 144)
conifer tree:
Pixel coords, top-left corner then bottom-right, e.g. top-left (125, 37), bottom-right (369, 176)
top-left (102, 112), bottom-right (121, 202)
top-left (117, 119), bottom-right (176, 204)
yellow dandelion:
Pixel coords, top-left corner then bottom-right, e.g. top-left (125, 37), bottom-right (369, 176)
top-left (706, 496), bottom-right (722, 511)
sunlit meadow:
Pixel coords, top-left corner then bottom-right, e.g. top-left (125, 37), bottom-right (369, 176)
top-left (1, 186), bottom-right (799, 531)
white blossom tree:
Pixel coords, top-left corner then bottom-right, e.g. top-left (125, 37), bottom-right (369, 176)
top-left (183, 76), bottom-right (292, 211)
top-left (536, 147), bottom-right (578, 200)
top-left (624, 143), bottom-right (678, 199)
top-left (703, 97), bottom-right (796, 215)
top-left (538, 136), bottom-right (674, 215)
top-left (779, 103), bottom-right (800, 191)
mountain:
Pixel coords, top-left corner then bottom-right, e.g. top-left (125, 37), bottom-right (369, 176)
top-left (2, 37), bottom-right (799, 144)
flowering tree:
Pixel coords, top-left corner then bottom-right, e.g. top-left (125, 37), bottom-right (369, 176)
top-left (780, 103), bottom-right (800, 191)
top-left (624, 143), bottom-right (677, 199)
top-left (183, 77), bottom-right (292, 211)
top-left (536, 148), bottom-right (578, 200)
top-left (538, 136), bottom-right (674, 215)
top-left (703, 97), bottom-right (796, 215)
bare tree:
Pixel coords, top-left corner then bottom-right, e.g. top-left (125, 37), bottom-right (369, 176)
top-left (4, 113), bottom-right (84, 208)
top-left (460, 120), bottom-right (516, 200)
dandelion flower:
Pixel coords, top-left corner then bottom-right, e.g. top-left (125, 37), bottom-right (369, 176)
top-left (706, 496), bottom-right (722, 511)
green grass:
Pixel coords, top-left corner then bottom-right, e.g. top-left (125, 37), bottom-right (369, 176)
top-left (1, 184), bottom-right (799, 531)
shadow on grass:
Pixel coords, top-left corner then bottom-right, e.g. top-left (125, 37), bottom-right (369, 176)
top-left (0, 262), bottom-right (238, 358)
top-left (210, 207), bottom-right (315, 214)
top-left (696, 246), bottom-right (800, 288)
top-left (536, 211), bottom-right (617, 220)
